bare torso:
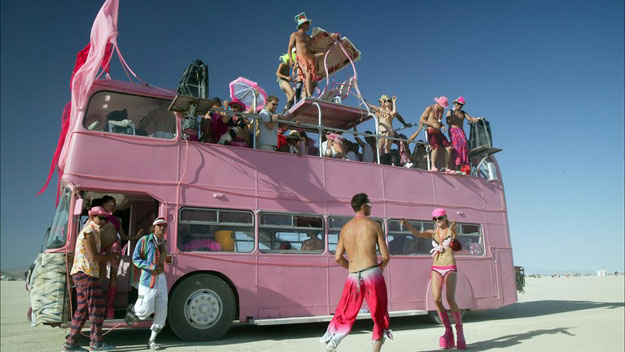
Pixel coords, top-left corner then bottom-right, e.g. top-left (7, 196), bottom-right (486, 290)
top-left (421, 104), bottom-right (444, 131)
top-left (292, 31), bottom-right (314, 59)
top-left (448, 109), bottom-right (466, 129)
top-left (432, 227), bottom-right (457, 266)
top-left (378, 108), bottom-right (395, 133)
top-left (340, 217), bottom-right (383, 272)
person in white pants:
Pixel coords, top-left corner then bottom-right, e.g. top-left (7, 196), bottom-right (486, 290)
top-left (126, 217), bottom-right (169, 351)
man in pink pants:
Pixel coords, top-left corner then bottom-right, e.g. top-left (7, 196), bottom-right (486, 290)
top-left (320, 193), bottom-right (392, 352)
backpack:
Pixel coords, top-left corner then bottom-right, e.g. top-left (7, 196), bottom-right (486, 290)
top-left (177, 59), bottom-right (208, 136)
top-left (177, 59), bottom-right (208, 99)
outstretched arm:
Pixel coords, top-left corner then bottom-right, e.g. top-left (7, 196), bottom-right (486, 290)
top-left (401, 219), bottom-right (433, 238)
top-left (464, 112), bottom-right (479, 123)
top-left (408, 124), bottom-right (424, 142)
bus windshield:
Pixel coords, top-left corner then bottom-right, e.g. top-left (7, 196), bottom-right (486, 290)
top-left (44, 189), bottom-right (70, 249)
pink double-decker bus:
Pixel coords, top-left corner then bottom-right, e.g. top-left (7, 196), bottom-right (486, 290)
top-left (27, 79), bottom-right (518, 341)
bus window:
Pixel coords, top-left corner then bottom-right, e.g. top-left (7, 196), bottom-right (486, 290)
top-left (259, 213), bottom-right (324, 254)
top-left (177, 208), bottom-right (254, 253)
top-left (328, 216), bottom-right (383, 254)
top-left (456, 223), bottom-right (484, 256)
top-left (44, 189), bottom-right (71, 249)
top-left (83, 91), bottom-right (176, 139)
top-left (387, 219), bottom-right (433, 256)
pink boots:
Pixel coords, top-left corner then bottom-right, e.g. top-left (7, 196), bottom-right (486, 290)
top-left (438, 311), bottom-right (455, 349)
top-left (452, 310), bottom-right (466, 350)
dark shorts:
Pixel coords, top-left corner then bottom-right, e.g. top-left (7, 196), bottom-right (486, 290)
top-left (427, 128), bottom-right (451, 149)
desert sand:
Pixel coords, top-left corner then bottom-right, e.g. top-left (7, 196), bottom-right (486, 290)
top-left (2, 276), bottom-right (623, 351)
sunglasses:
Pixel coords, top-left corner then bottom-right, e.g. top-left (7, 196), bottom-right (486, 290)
top-left (383, 99), bottom-right (392, 103)
top-left (433, 216), bottom-right (446, 221)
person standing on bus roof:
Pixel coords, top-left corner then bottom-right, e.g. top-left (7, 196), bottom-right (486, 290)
top-left (320, 193), bottom-right (392, 352)
top-left (257, 95), bottom-right (280, 151)
top-left (63, 206), bottom-right (115, 352)
top-left (446, 97), bottom-right (480, 175)
top-left (419, 97), bottom-right (453, 173)
top-left (402, 208), bottom-right (467, 350)
top-left (125, 217), bottom-right (169, 351)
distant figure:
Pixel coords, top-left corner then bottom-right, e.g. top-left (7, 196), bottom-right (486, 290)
top-left (125, 217), bottom-right (169, 351)
top-left (286, 130), bottom-right (304, 155)
top-left (63, 206), bottom-right (115, 352)
top-left (321, 132), bottom-right (345, 159)
top-left (301, 233), bottom-right (324, 251)
top-left (364, 94), bottom-right (411, 164)
top-left (402, 208), bottom-right (467, 350)
top-left (446, 97), bottom-right (480, 174)
top-left (354, 127), bottom-right (378, 163)
top-left (419, 97), bottom-right (453, 172)
top-left (257, 96), bottom-right (280, 151)
top-left (276, 52), bottom-right (296, 111)
top-left (320, 193), bottom-right (392, 352)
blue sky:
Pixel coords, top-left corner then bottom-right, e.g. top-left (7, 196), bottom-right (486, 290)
top-left (1, 0), bottom-right (623, 273)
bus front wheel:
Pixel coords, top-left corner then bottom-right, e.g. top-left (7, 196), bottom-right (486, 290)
top-left (168, 274), bottom-right (235, 341)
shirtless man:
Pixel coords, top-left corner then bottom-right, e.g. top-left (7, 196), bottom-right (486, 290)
top-left (419, 96), bottom-right (453, 172)
top-left (287, 12), bottom-right (338, 99)
top-left (364, 94), bottom-right (411, 163)
top-left (320, 193), bottom-right (391, 352)
top-left (446, 97), bottom-right (480, 173)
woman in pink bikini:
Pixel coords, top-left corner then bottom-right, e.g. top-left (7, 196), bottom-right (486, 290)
top-left (402, 208), bottom-right (466, 350)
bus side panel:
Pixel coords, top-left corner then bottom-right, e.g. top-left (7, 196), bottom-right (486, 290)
top-left (256, 255), bottom-right (329, 318)
top-left (485, 223), bottom-right (510, 249)
top-left (495, 249), bottom-right (517, 306)
top-left (388, 257), bottom-right (431, 311)
top-left (482, 181), bottom-right (506, 211)
top-left (432, 175), bottom-right (485, 209)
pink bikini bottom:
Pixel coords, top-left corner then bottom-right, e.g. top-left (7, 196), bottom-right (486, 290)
top-left (431, 265), bottom-right (457, 278)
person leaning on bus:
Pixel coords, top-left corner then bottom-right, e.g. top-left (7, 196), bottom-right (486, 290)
top-left (63, 206), bottom-right (115, 352)
top-left (402, 208), bottom-right (467, 350)
top-left (125, 217), bottom-right (169, 351)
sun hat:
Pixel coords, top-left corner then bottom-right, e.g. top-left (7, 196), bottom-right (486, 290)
top-left (88, 206), bottom-right (112, 217)
top-left (286, 130), bottom-right (301, 139)
top-left (453, 97), bottom-right (466, 105)
top-left (152, 217), bottom-right (168, 226)
top-left (379, 94), bottom-right (391, 102)
top-left (229, 99), bottom-right (246, 111)
top-left (434, 96), bottom-right (449, 109)
top-left (432, 208), bottom-right (447, 218)
top-left (294, 12), bottom-right (312, 29)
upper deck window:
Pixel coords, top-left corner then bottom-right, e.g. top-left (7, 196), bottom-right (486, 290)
top-left (259, 213), bottom-right (325, 254)
top-left (177, 208), bottom-right (254, 253)
top-left (83, 91), bottom-right (176, 139)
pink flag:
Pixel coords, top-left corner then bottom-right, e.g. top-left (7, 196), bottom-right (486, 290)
top-left (37, 0), bottom-right (119, 202)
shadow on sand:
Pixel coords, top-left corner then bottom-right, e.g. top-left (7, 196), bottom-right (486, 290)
top-left (92, 300), bottom-right (623, 350)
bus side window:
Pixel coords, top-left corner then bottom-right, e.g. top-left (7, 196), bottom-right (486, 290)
top-left (456, 223), bottom-right (484, 256)
top-left (259, 213), bottom-right (324, 254)
top-left (328, 216), bottom-right (383, 254)
top-left (388, 219), bottom-right (433, 256)
top-left (177, 208), bottom-right (254, 253)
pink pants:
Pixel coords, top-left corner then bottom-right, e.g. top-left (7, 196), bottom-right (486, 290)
top-left (321, 266), bottom-right (392, 347)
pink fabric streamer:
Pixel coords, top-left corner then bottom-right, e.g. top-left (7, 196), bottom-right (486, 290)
top-left (37, 0), bottom-right (119, 202)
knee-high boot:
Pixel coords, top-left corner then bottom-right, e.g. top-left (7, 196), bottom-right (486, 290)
top-left (452, 310), bottom-right (466, 349)
top-left (438, 311), bottom-right (455, 349)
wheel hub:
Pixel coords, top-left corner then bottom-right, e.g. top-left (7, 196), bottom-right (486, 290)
top-left (184, 289), bottom-right (223, 329)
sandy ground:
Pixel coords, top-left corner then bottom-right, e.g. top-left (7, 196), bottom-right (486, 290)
top-left (2, 276), bottom-right (623, 352)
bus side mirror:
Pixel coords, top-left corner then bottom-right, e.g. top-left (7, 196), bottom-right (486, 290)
top-left (73, 198), bottom-right (84, 216)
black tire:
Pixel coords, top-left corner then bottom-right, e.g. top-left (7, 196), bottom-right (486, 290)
top-left (427, 309), bottom-right (466, 324)
top-left (168, 274), bottom-right (235, 341)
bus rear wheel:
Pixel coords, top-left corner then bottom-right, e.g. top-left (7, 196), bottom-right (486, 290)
top-left (427, 309), bottom-right (466, 324)
top-left (168, 274), bottom-right (235, 341)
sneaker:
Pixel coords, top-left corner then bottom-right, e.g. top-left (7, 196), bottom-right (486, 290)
top-left (89, 342), bottom-right (115, 351)
top-left (325, 340), bottom-right (338, 352)
top-left (125, 304), bottom-right (136, 326)
top-left (148, 341), bottom-right (162, 350)
top-left (63, 342), bottom-right (88, 352)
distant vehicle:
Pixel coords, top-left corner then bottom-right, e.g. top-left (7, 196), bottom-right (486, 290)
top-left (515, 266), bottom-right (526, 293)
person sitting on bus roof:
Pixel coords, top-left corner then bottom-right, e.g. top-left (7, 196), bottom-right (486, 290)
top-left (301, 233), bottom-right (324, 251)
top-left (343, 140), bottom-right (360, 161)
top-left (219, 99), bottom-right (251, 147)
top-left (300, 131), bottom-right (318, 156)
top-left (200, 97), bottom-right (223, 143)
top-left (354, 126), bottom-right (377, 163)
top-left (286, 130), bottom-right (304, 155)
top-left (257, 95), bottom-right (280, 151)
top-left (394, 134), bottom-right (413, 168)
top-left (321, 132), bottom-right (345, 159)
top-left (125, 217), bottom-right (169, 351)
top-left (419, 97), bottom-right (453, 173)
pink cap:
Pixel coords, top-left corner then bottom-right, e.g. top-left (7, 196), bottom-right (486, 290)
top-left (88, 206), bottom-right (112, 217)
top-left (453, 97), bottom-right (466, 105)
top-left (432, 208), bottom-right (447, 217)
top-left (434, 96), bottom-right (449, 108)
top-left (152, 217), bottom-right (168, 226)
top-left (229, 99), bottom-right (246, 110)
